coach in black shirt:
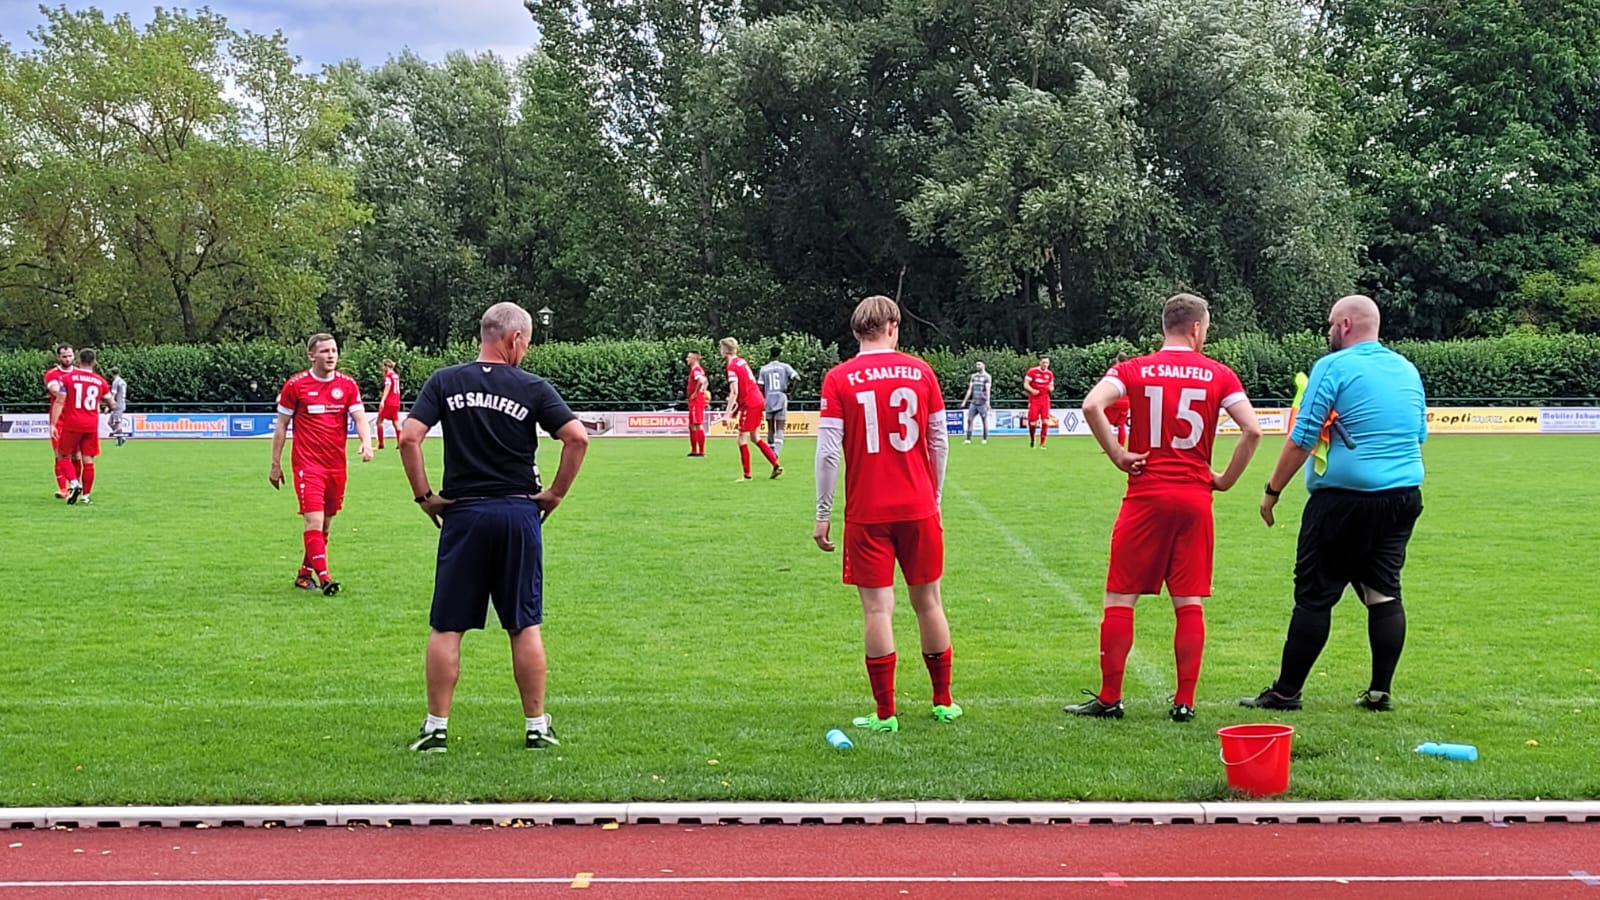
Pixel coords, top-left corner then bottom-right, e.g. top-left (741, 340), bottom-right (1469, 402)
top-left (398, 301), bottom-right (590, 753)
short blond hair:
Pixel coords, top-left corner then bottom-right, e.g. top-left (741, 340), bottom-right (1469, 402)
top-left (850, 295), bottom-right (900, 339)
top-left (719, 337), bottom-right (739, 354)
top-left (306, 332), bottom-right (336, 353)
top-left (1161, 293), bottom-right (1209, 334)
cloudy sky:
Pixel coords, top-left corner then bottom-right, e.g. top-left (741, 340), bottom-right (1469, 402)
top-left (0, 1), bottom-right (540, 70)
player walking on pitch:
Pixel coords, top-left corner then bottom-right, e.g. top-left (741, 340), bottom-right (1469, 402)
top-left (758, 347), bottom-right (800, 457)
top-left (269, 333), bottom-right (373, 595)
top-left (720, 337), bottom-right (782, 480)
top-left (814, 295), bottom-right (959, 733)
top-left (1024, 357), bottom-right (1054, 448)
top-left (108, 368), bottom-right (129, 446)
top-left (1067, 294), bottom-right (1262, 722)
top-left (49, 347), bottom-right (110, 505)
top-left (685, 351), bottom-right (709, 457)
top-left (959, 361), bottom-right (991, 444)
top-left (375, 359), bottom-right (403, 450)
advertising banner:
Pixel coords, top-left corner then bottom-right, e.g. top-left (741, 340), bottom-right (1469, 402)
top-left (1425, 407), bottom-right (1541, 435)
top-left (709, 410), bottom-right (819, 437)
top-left (128, 413), bottom-right (230, 438)
top-left (1539, 408), bottom-right (1600, 434)
top-left (0, 413), bottom-right (53, 440)
top-left (1219, 407), bottom-right (1289, 436)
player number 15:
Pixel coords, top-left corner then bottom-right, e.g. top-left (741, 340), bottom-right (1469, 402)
top-left (1144, 385), bottom-right (1206, 450)
top-left (856, 388), bottom-right (920, 454)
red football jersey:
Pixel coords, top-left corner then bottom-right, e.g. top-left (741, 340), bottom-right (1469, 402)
top-left (819, 350), bottom-right (945, 524)
top-left (1106, 348), bottom-right (1246, 495)
top-left (686, 363), bottom-right (707, 402)
top-left (277, 370), bottom-right (362, 471)
top-left (382, 369), bottom-right (401, 401)
top-left (56, 369), bottom-right (109, 432)
top-left (1026, 366), bottom-right (1055, 399)
top-left (44, 365), bottom-right (72, 400)
top-left (1105, 366), bottom-right (1131, 419)
top-left (726, 355), bottom-right (763, 409)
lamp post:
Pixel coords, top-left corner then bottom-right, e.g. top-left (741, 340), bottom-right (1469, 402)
top-left (537, 306), bottom-right (553, 344)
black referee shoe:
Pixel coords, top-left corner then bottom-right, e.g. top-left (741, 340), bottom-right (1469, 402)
top-left (1355, 690), bottom-right (1394, 711)
top-left (1239, 687), bottom-right (1302, 711)
top-left (1063, 691), bottom-right (1124, 719)
top-left (1169, 702), bottom-right (1196, 723)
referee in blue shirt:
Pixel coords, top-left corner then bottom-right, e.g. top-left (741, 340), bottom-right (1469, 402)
top-left (399, 302), bottom-right (590, 752)
top-left (1245, 295), bottom-right (1426, 712)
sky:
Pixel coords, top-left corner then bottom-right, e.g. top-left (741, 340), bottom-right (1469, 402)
top-left (0, 1), bottom-right (541, 71)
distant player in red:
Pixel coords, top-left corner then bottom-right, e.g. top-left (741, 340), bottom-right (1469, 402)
top-left (376, 359), bottom-right (402, 449)
top-left (719, 337), bottom-right (781, 480)
top-left (49, 347), bottom-right (109, 505)
top-left (44, 343), bottom-right (76, 498)
top-left (1105, 352), bottom-right (1132, 447)
top-left (269, 333), bottom-right (374, 596)
top-left (685, 351), bottom-right (709, 457)
top-left (814, 295), bottom-right (959, 733)
top-left (1068, 294), bottom-right (1262, 722)
top-left (1024, 357), bottom-right (1054, 448)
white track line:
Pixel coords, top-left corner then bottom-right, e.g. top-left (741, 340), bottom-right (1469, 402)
top-left (0, 874), bottom-right (1590, 889)
top-left (947, 482), bottom-right (1165, 690)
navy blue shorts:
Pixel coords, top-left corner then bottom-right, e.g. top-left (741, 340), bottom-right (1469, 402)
top-left (431, 498), bottom-right (544, 632)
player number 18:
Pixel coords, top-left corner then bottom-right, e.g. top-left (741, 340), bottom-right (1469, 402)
top-left (72, 383), bottom-right (101, 412)
top-left (1144, 385), bottom-right (1206, 450)
top-left (856, 388), bottom-right (920, 454)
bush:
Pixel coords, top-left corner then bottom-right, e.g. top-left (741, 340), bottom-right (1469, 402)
top-left (3, 332), bottom-right (1598, 408)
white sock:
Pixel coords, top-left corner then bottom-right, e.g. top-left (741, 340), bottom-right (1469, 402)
top-left (423, 714), bottom-right (448, 733)
top-left (526, 714), bottom-right (550, 733)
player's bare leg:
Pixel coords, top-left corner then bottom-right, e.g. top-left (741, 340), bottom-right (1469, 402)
top-left (510, 626), bottom-right (559, 747)
top-left (853, 585), bottom-right (899, 732)
top-left (1170, 596), bottom-right (1205, 722)
top-left (410, 629), bottom-right (462, 752)
top-left (1065, 591), bottom-right (1137, 719)
top-left (909, 580), bottom-right (960, 721)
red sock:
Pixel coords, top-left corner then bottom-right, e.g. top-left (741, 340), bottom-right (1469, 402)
top-left (305, 529), bottom-right (329, 578)
top-left (756, 439), bottom-right (779, 466)
top-left (866, 653), bottom-right (897, 719)
top-left (82, 461), bottom-right (95, 494)
top-left (699, 432), bottom-right (706, 454)
top-left (923, 646), bottom-right (953, 707)
top-left (54, 466), bottom-right (67, 493)
top-left (1038, 425), bottom-right (1047, 446)
top-left (1098, 607), bottom-right (1136, 703)
top-left (739, 444), bottom-right (751, 477)
top-left (55, 458), bottom-right (74, 486)
top-left (1028, 423), bottom-right (1036, 444)
top-left (1174, 605), bottom-right (1206, 707)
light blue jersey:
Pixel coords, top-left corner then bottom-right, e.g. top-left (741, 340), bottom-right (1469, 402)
top-left (1292, 341), bottom-right (1426, 492)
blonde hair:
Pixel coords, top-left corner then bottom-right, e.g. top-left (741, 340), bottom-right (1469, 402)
top-left (719, 337), bottom-right (739, 354)
top-left (306, 333), bottom-right (336, 353)
top-left (1161, 293), bottom-right (1210, 334)
top-left (850, 295), bottom-right (900, 339)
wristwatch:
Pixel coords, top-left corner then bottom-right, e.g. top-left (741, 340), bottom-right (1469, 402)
top-left (415, 490), bottom-right (434, 504)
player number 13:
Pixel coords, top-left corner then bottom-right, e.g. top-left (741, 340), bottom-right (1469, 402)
top-left (856, 388), bottom-right (920, 454)
top-left (1144, 385), bottom-right (1206, 450)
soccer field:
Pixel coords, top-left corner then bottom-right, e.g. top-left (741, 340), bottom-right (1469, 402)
top-left (2, 434), bottom-right (1597, 805)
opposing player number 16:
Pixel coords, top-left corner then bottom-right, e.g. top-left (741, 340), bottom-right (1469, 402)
top-left (1144, 385), bottom-right (1206, 450)
top-left (856, 388), bottom-right (920, 454)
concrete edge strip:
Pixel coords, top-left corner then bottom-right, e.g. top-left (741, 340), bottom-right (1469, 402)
top-left (4, 801), bottom-right (1600, 829)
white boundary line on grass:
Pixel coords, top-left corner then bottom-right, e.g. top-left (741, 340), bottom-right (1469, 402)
top-left (4, 800), bottom-right (1600, 828)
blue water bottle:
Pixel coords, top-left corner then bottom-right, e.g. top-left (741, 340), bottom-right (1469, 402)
top-left (1415, 742), bottom-right (1478, 761)
top-left (825, 728), bottom-right (853, 749)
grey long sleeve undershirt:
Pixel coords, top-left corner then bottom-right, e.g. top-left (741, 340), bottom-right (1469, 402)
top-left (814, 415), bottom-right (949, 522)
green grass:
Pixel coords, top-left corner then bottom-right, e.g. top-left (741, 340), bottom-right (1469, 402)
top-left (2, 434), bottom-right (1598, 805)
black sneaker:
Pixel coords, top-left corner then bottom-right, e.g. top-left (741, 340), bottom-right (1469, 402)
top-left (1169, 702), bottom-right (1196, 723)
top-left (1239, 687), bottom-right (1302, 710)
top-left (67, 483), bottom-right (82, 505)
top-left (294, 571), bottom-right (317, 591)
top-left (1063, 691), bottom-right (1124, 719)
top-left (320, 578), bottom-right (341, 597)
top-left (408, 729), bottom-right (447, 753)
top-left (770, 464), bottom-right (784, 480)
top-left (526, 726), bottom-right (560, 749)
top-left (1355, 690), bottom-right (1394, 712)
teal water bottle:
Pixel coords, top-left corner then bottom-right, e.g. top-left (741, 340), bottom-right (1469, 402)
top-left (1415, 742), bottom-right (1478, 761)
top-left (825, 728), bottom-right (853, 749)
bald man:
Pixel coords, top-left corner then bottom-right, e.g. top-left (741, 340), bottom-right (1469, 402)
top-left (1245, 295), bottom-right (1427, 713)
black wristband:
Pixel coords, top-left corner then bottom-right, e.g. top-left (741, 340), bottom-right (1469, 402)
top-left (414, 490), bottom-right (433, 504)
top-left (1264, 483), bottom-right (1281, 497)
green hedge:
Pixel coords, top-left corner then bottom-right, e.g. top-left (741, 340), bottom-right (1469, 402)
top-left (3, 332), bottom-right (1597, 407)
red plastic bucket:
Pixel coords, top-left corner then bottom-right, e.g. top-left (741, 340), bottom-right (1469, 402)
top-left (1218, 723), bottom-right (1295, 797)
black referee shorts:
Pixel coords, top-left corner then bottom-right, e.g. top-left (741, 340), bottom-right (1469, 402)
top-left (1293, 486), bottom-right (1423, 612)
top-left (431, 498), bottom-right (544, 632)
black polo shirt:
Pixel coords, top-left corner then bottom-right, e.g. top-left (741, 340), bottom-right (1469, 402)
top-left (407, 362), bottom-right (576, 498)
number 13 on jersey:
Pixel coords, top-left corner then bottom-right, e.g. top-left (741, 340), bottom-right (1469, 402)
top-left (856, 388), bottom-right (920, 453)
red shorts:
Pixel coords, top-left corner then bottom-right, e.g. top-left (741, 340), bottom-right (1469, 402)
top-left (57, 428), bottom-right (100, 457)
top-left (688, 400), bottom-right (706, 427)
top-left (1107, 489), bottom-right (1215, 597)
top-left (379, 400), bottom-right (401, 421)
top-left (842, 516), bottom-right (944, 589)
top-left (1028, 397), bottom-right (1051, 421)
top-left (737, 403), bottom-right (764, 434)
top-left (295, 466), bottom-right (348, 516)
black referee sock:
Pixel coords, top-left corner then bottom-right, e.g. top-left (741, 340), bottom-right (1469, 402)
top-left (1366, 600), bottom-right (1406, 695)
top-left (1273, 606), bottom-right (1331, 697)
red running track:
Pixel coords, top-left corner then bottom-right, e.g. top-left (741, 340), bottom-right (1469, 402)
top-left (2, 822), bottom-right (1598, 899)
